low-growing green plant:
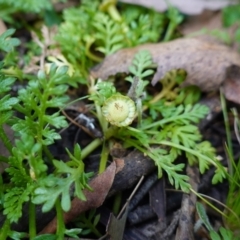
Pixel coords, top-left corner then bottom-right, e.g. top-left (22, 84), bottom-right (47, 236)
top-left (0, 0), bottom-right (65, 24)
top-left (53, 0), bottom-right (183, 82)
top-left (87, 50), bottom-right (226, 192)
top-left (0, 29), bottom-right (93, 240)
top-left (196, 202), bottom-right (240, 240)
top-left (221, 103), bottom-right (240, 235)
top-left (0, 1), bottom-right (229, 239)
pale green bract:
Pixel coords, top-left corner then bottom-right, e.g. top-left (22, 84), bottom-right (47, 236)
top-left (102, 94), bottom-right (136, 127)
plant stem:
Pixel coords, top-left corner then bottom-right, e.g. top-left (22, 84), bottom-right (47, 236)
top-left (0, 219), bottom-right (10, 240)
top-left (0, 125), bottom-right (13, 155)
top-left (85, 38), bottom-right (103, 62)
top-left (98, 141), bottom-right (109, 173)
top-left (113, 192), bottom-right (122, 215)
top-left (143, 79), bottom-right (176, 112)
top-left (107, 4), bottom-right (122, 22)
top-left (163, 21), bottom-right (175, 42)
top-left (81, 127), bottom-right (116, 160)
top-left (157, 140), bottom-right (221, 168)
top-left (0, 155), bottom-right (8, 162)
top-left (84, 217), bottom-right (102, 237)
top-left (81, 138), bottom-right (103, 160)
top-left (29, 202), bottom-right (36, 239)
top-left (56, 198), bottom-right (65, 240)
top-left (43, 145), bottom-right (54, 164)
top-left (141, 114), bottom-right (180, 130)
top-left (220, 88), bottom-right (233, 165)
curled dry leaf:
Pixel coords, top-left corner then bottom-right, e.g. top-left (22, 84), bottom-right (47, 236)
top-left (119, 0), bottom-right (237, 15)
top-left (91, 37), bottom-right (240, 93)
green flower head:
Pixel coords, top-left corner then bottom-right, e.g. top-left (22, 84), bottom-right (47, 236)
top-left (102, 94), bottom-right (136, 127)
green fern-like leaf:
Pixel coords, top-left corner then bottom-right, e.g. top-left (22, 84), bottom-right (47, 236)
top-left (121, 4), bottom-right (165, 46)
top-left (0, 29), bottom-right (20, 53)
top-left (12, 64), bottom-right (70, 139)
top-left (92, 12), bottom-right (124, 55)
top-left (170, 125), bottom-right (202, 148)
top-left (149, 148), bottom-right (190, 192)
top-left (127, 50), bottom-right (154, 80)
top-left (0, 0), bottom-right (52, 13)
top-left (33, 161), bottom-right (92, 212)
top-left (89, 81), bottom-right (116, 105)
top-left (3, 184), bottom-right (33, 223)
top-left (143, 104), bottom-right (209, 130)
top-left (186, 141), bottom-right (216, 173)
top-left (33, 175), bottom-right (72, 212)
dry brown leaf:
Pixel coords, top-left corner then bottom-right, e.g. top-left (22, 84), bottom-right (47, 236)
top-left (223, 65), bottom-right (240, 103)
top-left (119, 0), bottom-right (237, 15)
top-left (40, 161), bottom-right (116, 234)
top-left (180, 10), bottom-right (222, 36)
top-left (91, 37), bottom-right (240, 92)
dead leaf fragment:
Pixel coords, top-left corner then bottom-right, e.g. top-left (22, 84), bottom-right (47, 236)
top-left (91, 38), bottom-right (240, 92)
top-left (223, 65), bottom-right (240, 104)
top-left (40, 161), bottom-right (116, 234)
top-left (119, 0), bottom-right (237, 15)
top-left (106, 205), bottom-right (129, 240)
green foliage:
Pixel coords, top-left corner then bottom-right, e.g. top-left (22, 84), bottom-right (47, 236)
top-left (32, 144), bottom-right (93, 212)
top-left (64, 228), bottom-right (83, 238)
top-left (222, 5), bottom-right (240, 27)
top-left (89, 81), bottom-right (116, 105)
top-left (89, 50), bottom-right (226, 193)
top-left (0, 30), bottom-right (20, 156)
top-left (8, 231), bottom-right (28, 240)
top-left (0, 74), bottom-right (18, 115)
top-left (32, 234), bottom-right (57, 240)
top-left (1, 63), bottom-right (92, 226)
top-left (143, 103), bottom-right (209, 129)
top-left (0, 0), bottom-right (52, 13)
top-left (92, 12), bottom-right (125, 55)
top-left (196, 202), bottom-right (240, 240)
top-left (12, 65), bottom-right (70, 145)
top-left (3, 185), bottom-right (33, 223)
top-left (163, 4), bottom-right (184, 42)
top-left (126, 50), bottom-right (154, 100)
top-left (0, 1), bottom-right (229, 238)
top-left (55, 0), bottom-right (170, 80)
top-left (0, 0), bottom-right (66, 24)
top-left (0, 29), bottom-right (20, 53)
top-left (121, 4), bottom-right (165, 45)
top-left (76, 209), bottom-right (101, 237)
top-left (224, 108), bottom-right (240, 233)
top-left (0, 0), bottom-right (66, 23)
